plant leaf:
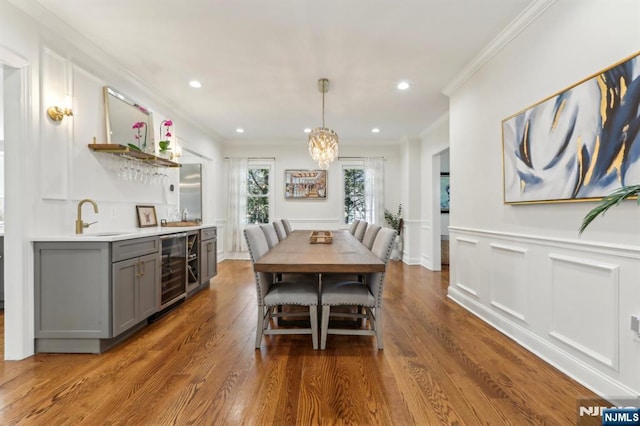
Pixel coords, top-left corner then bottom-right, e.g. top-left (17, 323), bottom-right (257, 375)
top-left (579, 185), bottom-right (640, 235)
top-left (127, 143), bottom-right (141, 152)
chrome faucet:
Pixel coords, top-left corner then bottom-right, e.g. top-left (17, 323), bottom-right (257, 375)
top-left (75, 199), bottom-right (99, 234)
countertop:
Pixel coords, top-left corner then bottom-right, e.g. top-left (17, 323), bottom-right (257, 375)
top-left (32, 223), bottom-right (216, 242)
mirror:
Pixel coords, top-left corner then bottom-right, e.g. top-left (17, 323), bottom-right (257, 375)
top-left (104, 87), bottom-right (154, 149)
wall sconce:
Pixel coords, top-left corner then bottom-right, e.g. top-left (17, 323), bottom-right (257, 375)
top-left (47, 96), bottom-right (73, 121)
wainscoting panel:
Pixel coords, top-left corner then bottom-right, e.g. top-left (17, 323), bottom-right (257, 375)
top-left (489, 243), bottom-right (528, 323)
top-left (448, 226), bottom-right (640, 399)
top-left (549, 253), bottom-right (619, 371)
top-left (40, 47), bottom-right (70, 200)
top-left (453, 236), bottom-right (480, 299)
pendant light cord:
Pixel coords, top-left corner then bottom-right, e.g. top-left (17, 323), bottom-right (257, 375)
top-left (322, 89), bottom-right (325, 128)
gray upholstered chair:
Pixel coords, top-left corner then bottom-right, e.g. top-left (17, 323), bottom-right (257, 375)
top-left (273, 221), bottom-right (287, 241)
top-left (244, 226), bottom-right (319, 350)
top-left (353, 220), bottom-right (368, 242)
top-left (259, 223), bottom-right (279, 249)
top-left (319, 227), bottom-right (396, 350)
top-left (361, 223), bottom-right (381, 250)
top-left (281, 218), bottom-right (293, 235)
top-left (349, 219), bottom-right (361, 235)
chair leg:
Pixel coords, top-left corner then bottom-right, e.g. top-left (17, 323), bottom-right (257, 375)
top-left (255, 305), bottom-right (265, 349)
top-left (375, 307), bottom-right (384, 350)
top-left (320, 305), bottom-right (330, 350)
top-left (309, 305), bottom-right (318, 350)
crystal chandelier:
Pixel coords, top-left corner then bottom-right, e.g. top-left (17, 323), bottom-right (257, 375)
top-left (309, 78), bottom-right (338, 170)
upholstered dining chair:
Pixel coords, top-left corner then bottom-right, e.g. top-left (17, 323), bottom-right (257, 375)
top-left (244, 226), bottom-right (319, 350)
top-left (319, 227), bottom-right (396, 350)
top-left (281, 218), bottom-right (293, 235)
top-left (349, 219), bottom-right (361, 235)
top-left (361, 224), bottom-right (381, 250)
top-left (259, 223), bottom-right (279, 249)
top-left (273, 221), bottom-right (287, 241)
top-left (353, 220), bottom-right (368, 242)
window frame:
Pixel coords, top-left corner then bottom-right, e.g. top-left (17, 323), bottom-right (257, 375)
top-left (342, 164), bottom-right (365, 224)
top-left (246, 160), bottom-right (274, 225)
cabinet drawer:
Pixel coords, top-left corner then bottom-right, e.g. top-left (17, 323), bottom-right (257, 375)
top-left (201, 227), bottom-right (217, 241)
top-left (112, 236), bottom-right (159, 262)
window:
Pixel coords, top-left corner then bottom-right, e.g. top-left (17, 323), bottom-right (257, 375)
top-left (247, 166), bottom-right (270, 224)
top-left (343, 167), bottom-right (365, 224)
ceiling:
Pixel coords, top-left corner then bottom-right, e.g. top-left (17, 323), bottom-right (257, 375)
top-left (25, 0), bottom-right (534, 145)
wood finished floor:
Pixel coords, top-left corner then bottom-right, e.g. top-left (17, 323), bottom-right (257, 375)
top-left (0, 260), bottom-right (600, 425)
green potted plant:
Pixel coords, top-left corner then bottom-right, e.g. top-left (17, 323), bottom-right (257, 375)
top-left (579, 185), bottom-right (640, 234)
top-left (384, 204), bottom-right (403, 260)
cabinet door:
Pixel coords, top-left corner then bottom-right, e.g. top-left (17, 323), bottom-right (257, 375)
top-left (200, 239), bottom-right (217, 284)
top-left (138, 253), bottom-right (160, 319)
top-left (112, 257), bottom-right (138, 336)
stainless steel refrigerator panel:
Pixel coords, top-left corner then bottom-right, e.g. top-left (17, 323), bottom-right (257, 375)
top-left (179, 163), bottom-right (202, 220)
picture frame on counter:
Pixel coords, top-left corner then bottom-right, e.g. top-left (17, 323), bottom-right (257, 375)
top-left (136, 205), bottom-right (158, 227)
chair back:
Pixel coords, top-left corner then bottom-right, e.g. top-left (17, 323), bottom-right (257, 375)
top-left (354, 220), bottom-right (368, 242)
top-left (349, 219), bottom-right (360, 235)
top-left (281, 218), bottom-right (293, 235)
top-left (366, 227), bottom-right (396, 307)
top-left (273, 221), bottom-right (286, 240)
top-left (259, 224), bottom-right (279, 249)
top-left (244, 226), bottom-right (273, 305)
top-left (361, 224), bottom-right (381, 250)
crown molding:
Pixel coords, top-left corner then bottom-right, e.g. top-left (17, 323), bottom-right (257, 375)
top-left (442, 0), bottom-right (557, 96)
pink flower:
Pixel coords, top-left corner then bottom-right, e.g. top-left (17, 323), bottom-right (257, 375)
top-left (132, 121), bottom-right (147, 149)
top-left (159, 119), bottom-right (174, 153)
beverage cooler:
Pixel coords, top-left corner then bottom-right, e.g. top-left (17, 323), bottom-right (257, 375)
top-left (160, 233), bottom-right (187, 309)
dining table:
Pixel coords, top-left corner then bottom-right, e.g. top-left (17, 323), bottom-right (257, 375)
top-left (254, 229), bottom-right (385, 274)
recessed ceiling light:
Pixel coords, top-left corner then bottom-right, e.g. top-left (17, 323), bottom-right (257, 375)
top-left (304, 128), bottom-right (312, 133)
top-left (236, 128), bottom-right (244, 133)
top-left (189, 80), bottom-right (202, 88)
top-left (397, 81), bottom-right (410, 90)
top-left (372, 128), bottom-right (380, 133)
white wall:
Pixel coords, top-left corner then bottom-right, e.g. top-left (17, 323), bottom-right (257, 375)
top-left (223, 143), bottom-right (401, 237)
top-left (0, 0), bottom-right (224, 359)
top-left (419, 114), bottom-right (449, 270)
top-left (448, 0), bottom-right (640, 399)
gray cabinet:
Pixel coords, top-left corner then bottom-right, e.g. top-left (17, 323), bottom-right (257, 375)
top-left (112, 237), bottom-right (160, 336)
top-left (200, 227), bottom-right (217, 286)
top-left (186, 230), bottom-right (200, 293)
top-left (35, 236), bottom-right (160, 353)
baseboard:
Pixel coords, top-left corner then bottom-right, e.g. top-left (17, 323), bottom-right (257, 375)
top-left (447, 286), bottom-right (639, 400)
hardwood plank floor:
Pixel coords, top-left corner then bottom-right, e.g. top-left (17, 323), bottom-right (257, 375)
top-left (0, 260), bottom-right (601, 425)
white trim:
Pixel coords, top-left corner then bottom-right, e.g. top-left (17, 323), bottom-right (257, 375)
top-left (442, 0), bottom-right (557, 95)
top-left (450, 226), bottom-right (640, 259)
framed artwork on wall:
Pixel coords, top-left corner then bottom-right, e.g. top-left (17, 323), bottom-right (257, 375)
top-left (440, 173), bottom-right (450, 213)
top-left (284, 169), bottom-right (327, 199)
top-left (502, 51), bottom-right (640, 204)
top-left (136, 205), bottom-right (158, 227)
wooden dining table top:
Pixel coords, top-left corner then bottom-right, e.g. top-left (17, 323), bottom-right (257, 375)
top-left (254, 230), bottom-right (385, 273)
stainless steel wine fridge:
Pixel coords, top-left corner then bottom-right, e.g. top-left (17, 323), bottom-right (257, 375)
top-left (160, 233), bottom-right (187, 309)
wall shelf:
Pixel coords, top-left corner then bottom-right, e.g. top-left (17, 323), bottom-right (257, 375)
top-left (88, 143), bottom-right (180, 168)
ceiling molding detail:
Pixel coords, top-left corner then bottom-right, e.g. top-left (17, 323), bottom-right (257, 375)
top-left (442, 0), bottom-right (557, 96)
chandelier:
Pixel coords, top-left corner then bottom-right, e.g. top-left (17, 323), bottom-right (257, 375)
top-left (308, 78), bottom-right (339, 170)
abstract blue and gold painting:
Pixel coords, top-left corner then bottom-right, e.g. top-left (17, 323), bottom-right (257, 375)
top-left (502, 51), bottom-right (640, 204)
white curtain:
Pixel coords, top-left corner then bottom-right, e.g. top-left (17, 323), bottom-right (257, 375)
top-left (364, 157), bottom-right (384, 225)
top-left (225, 157), bottom-right (248, 252)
